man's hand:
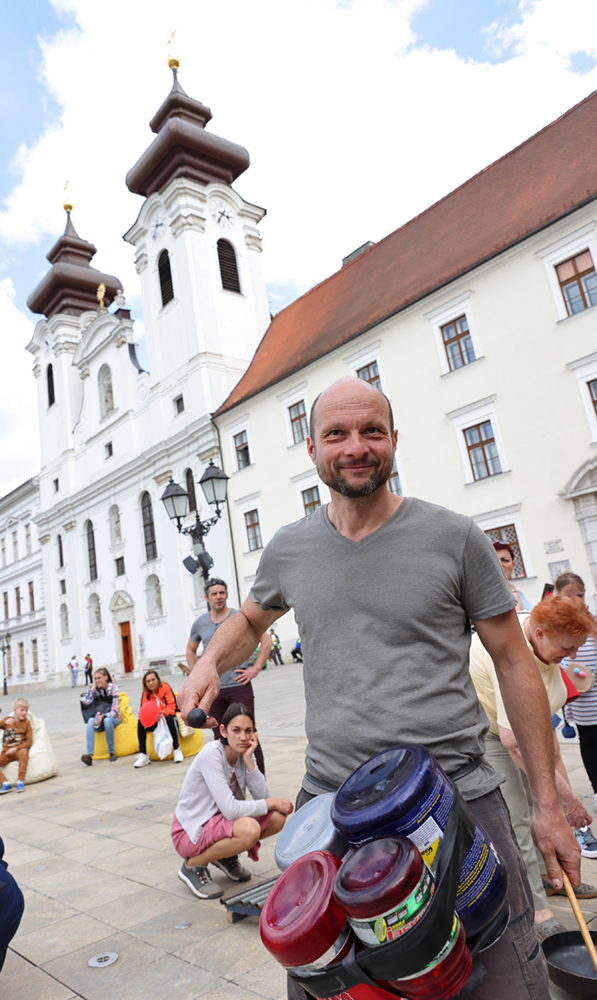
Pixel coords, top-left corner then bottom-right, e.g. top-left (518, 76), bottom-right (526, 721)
top-left (177, 662), bottom-right (220, 728)
top-left (532, 804), bottom-right (581, 890)
top-left (235, 665), bottom-right (260, 685)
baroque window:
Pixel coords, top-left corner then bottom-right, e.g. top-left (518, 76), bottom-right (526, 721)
top-left (141, 492), bottom-right (157, 561)
top-left (86, 521), bottom-right (98, 581)
top-left (158, 249), bottom-right (174, 306)
top-left (217, 239), bottom-right (241, 293)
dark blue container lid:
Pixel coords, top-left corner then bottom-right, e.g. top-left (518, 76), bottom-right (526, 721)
top-left (331, 745), bottom-right (438, 842)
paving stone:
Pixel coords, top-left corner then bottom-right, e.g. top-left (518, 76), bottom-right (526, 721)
top-left (11, 911), bottom-right (113, 965)
top-left (1, 949), bottom-right (78, 1000)
top-left (18, 888), bottom-right (79, 934)
top-left (177, 919), bottom-right (271, 980)
top-left (233, 955), bottom-right (288, 1000)
top-left (86, 885), bottom-right (185, 930)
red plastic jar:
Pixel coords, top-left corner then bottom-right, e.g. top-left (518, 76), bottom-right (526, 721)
top-left (334, 838), bottom-right (434, 947)
top-left (260, 851), bottom-right (353, 972)
top-left (386, 916), bottom-right (472, 1000)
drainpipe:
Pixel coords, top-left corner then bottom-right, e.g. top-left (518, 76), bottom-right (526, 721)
top-left (212, 417), bottom-right (242, 607)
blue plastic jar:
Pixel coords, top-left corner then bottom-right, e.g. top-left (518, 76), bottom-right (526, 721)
top-left (331, 745), bottom-right (508, 937)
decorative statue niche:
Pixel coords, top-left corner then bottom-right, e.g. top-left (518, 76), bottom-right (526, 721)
top-left (99, 364), bottom-right (115, 418)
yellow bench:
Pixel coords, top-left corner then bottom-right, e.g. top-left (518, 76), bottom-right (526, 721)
top-left (92, 691), bottom-right (203, 760)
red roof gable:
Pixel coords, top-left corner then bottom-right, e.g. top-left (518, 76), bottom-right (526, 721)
top-left (216, 89), bottom-right (597, 415)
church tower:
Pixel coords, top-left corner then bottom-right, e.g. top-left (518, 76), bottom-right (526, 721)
top-left (124, 57), bottom-right (271, 415)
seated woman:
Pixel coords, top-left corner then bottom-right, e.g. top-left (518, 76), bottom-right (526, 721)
top-left (171, 703), bottom-right (293, 899)
top-left (134, 669), bottom-right (183, 767)
top-left (470, 595), bottom-right (595, 941)
top-left (81, 668), bottom-right (121, 765)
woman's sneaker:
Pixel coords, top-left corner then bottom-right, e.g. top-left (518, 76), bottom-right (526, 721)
top-left (173, 748), bottom-right (184, 763)
top-left (178, 861), bottom-right (222, 898)
top-left (133, 753), bottom-right (151, 768)
top-left (575, 825), bottom-right (597, 859)
top-left (212, 855), bottom-right (251, 881)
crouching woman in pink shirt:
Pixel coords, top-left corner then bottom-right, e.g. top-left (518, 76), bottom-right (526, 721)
top-left (171, 703), bottom-right (293, 899)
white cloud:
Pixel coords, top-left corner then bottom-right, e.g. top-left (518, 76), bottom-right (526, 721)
top-left (0, 279), bottom-right (39, 496)
top-left (0, 0), bottom-right (597, 494)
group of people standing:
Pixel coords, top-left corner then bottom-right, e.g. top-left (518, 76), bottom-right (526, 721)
top-left (68, 653), bottom-right (93, 687)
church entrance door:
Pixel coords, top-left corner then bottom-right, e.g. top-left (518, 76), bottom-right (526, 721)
top-left (120, 622), bottom-right (133, 673)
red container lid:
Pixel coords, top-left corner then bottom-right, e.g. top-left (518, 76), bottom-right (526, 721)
top-left (334, 837), bottom-right (425, 920)
top-left (260, 850), bottom-right (346, 968)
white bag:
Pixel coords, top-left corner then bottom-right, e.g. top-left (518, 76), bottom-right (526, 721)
top-left (153, 716), bottom-right (173, 759)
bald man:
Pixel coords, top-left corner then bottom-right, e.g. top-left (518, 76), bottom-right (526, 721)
top-left (179, 377), bottom-right (580, 998)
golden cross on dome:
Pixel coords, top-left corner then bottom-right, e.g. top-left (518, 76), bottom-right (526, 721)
top-left (96, 283), bottom-right (106, 308)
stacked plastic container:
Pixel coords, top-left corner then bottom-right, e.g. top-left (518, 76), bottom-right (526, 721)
top-left (260, 744), bottom-right (509, 1000)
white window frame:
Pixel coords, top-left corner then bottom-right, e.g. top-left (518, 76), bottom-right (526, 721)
top-left (277, 382), bottom-right (309, 448)
top-left (471, 503), bottom-right (533, 581)
top-left (535, 222), bottom-right (597, 322)
top-left (388, 445), bottom-right (407, 497)
top-left (225, 413), bottom-right (251, 473)
top-left (290, 469), bottom-right (328, 519)
top-left (446, 395), bottom-right (508, 485)
top-left (566, 351), bottom-right (597, 444)
top-left (343, 340), bottom-right (386, 390)
top-left (424, 291), bottom-right (482, 377)
top-left (235, 492), bottom-right (263, 553)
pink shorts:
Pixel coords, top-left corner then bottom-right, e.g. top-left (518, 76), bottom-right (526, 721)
top-left (171, 810), bottom-right (272, 861)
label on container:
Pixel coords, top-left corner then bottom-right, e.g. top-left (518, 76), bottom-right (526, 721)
top-left (348, 865), bottom-right (435, 947)
top-left (394, 914), bottom-right (460, 981)
top-left (455, 826), bottom-right (500, 911)
top-left (391, 766), bottom-right (454, 875)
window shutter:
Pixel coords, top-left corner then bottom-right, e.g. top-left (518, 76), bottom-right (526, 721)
top-left (217, 239), bottom-right (241, 293)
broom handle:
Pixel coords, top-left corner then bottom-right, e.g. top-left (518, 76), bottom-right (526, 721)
top-left (562, 872), bottom-right (597, 973)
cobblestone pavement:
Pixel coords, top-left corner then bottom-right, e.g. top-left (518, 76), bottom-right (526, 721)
top-left (1, 663), bottom-right (595, 999)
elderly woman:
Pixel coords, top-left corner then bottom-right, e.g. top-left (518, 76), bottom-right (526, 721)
top-left (470, 595), bottom-right (595, 940)
top-left (555, 572), bottom-right (597, 857)
top-left (80, 668), bottom-right (120, 765)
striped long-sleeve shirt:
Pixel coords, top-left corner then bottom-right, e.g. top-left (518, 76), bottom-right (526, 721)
top-left (80, 682), bottom-right (120, 720)
top-left (563, 635), bottom-right (597, 726)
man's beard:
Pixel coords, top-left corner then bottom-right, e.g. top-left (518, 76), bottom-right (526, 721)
top-left (315, 455), bottom-right (391, 498)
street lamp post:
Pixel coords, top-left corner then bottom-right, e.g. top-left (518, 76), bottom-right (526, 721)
top-left (1, 631), bottom-right (12, 697)
top-left (160, 459), bottom-right (229, 587)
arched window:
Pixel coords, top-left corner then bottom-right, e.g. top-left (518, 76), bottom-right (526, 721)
top-left (60, 604), bottom-right (69, 639)
top-left (158, 249), bottom-right (174, 307)
top-left (217, 239), bottom-right (241, 294)
top-left (108, 504), bottom-right (122, 546)
top-left (145, 574), bottom-right (163, 618)
top-left (185, 468), bottom-right (197, 513)
top-left (141, 492), bottom-right (157, 561)
top-left (88, 593), bottom-right (102, 632)
top-left (47, 364), bottom-right (55, 407)
top-left (57, 533), bottom-right (64, 568)
top-left (86, 521), bottom-right (98, 581)
top-left (98, 364), bottom-right (115, 418)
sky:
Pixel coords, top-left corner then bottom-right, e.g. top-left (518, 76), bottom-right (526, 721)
top-left (0, 0), bottom-right (597, 498)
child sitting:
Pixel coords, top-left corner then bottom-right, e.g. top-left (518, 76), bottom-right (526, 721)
top-left (0, 699), bottom-right (33, 793)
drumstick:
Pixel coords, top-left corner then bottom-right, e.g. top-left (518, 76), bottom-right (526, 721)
top-left (562, 872), bottom-right (597, 973)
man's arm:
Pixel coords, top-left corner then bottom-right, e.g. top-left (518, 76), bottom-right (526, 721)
top-left (186, 637), bottom-right (199, 672)
top-left (473, 609), bottom-right (581, 889)
top-left (235, 632), bottom-right (273, 685)
top-left (178, 598), bottom-right (282, 719)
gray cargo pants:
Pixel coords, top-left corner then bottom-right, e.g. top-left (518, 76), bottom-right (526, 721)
top-left (287, 785), bottom-right (551, 1000)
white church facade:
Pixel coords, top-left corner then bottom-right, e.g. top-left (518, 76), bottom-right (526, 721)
top-left (0, 65), bottom-right (271, 690)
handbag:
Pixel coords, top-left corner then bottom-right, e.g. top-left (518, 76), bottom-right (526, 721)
top-left (154, 716), bottom-right (173, 759)
top-left (80, 692), bottom-right (113, 723)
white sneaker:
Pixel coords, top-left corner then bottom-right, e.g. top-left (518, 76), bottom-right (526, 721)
top-left (173, 748), bottom-right (184, 763)
top-left (133, 753), bottom-right (151, 768)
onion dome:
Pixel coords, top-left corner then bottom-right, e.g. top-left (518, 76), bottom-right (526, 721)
top-left (27, 210), bottom-right (123, 319)
top-left (125, 68), bottom-right (250, 197)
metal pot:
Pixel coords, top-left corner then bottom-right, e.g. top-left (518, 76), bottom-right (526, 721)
top-left (541, 930), bottom-right (597, 1000)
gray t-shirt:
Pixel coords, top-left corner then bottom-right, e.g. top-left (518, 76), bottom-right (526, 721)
top-left (190, 608), bottom-right (251, 689)
top-left (249, 498), bottom-right (516, 800)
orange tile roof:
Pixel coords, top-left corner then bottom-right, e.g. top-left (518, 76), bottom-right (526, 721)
top-left (216, 89), bottom-right (597, 415)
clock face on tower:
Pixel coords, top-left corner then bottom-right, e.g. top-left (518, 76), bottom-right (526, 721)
top-left (150, 208), bottom-right (167, 241)
top-left (209, 199), bottom-right (236, 229)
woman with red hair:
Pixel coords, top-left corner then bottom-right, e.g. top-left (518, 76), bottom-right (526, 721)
top-left (470, 595), bottom-right (596, 941)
